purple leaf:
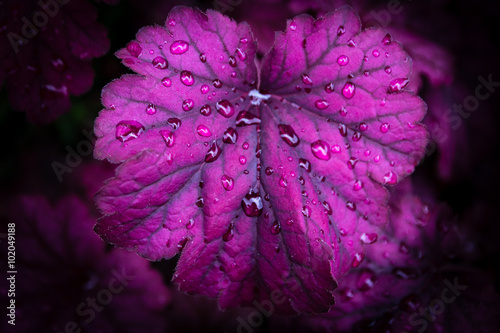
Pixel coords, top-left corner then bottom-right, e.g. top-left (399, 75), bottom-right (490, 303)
top-left (260, 7), bottom-right (428, 275)
top-left (93, 6), bottom-right (427, 314)
top-left (1, 195), bottom-right (169, 333)
top-left (0, 0), bottom-right (112, 124)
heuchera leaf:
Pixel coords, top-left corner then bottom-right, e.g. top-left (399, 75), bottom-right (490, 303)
top-left (93, 6), bottom-right (427, 314)
top-left (1, 195), bottom-right (169, 333)
top-left (295, 181), bottom-right (442, 331)
top-left (0, 0), bottom-right (112, 124)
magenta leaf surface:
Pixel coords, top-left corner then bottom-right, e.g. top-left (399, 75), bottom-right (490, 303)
top-left (0, 0), bottom-right (112, 124)
top-left (1, 195), bottom-right (169, 333)
top-left (93, 6), bottom-right (427, 314)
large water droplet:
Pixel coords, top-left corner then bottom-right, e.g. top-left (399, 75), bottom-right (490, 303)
top-left (185, 219), bottom-right (195, 230)
top-left (221, 175), bottom-right (234, 191)
top-left (205, 142), bottom-right (221, 163)
top-left (161, 77), bottom-right (172, 87)
top-left (342, 82), bottom-right (355, 99)
top-left (177, 238), bottom-right (188, 252)
top-left (229, 56), bottom-right (237, 67)
top-left (216, 100), bottom-right (235, 118)
top-left (197, 125), bottom-right (212, 137)
top-left (270, 221), bottom-right (281, 235)
top-left (302, 205), bottom-right (312, 217)
top-left (223, 223), bottom-right (234, 242)
top-left (351, 253), bottom-right (364, 267)
top-left (236, 48), bottom-right (247, 61)
top-left (115, 120), bottom-right (145, 142)
top-left (152, 56), bottom-right (168, 69)
top-left (325, 82), bottom-right (335, 93)
top-left (315, 99), bottom-right (330, 110)
top-left (337, 55), bottom-right (349, 66)
top-left (127, 41), bottom-right (142, 57)
top-left (223, 127), bottom-right (238, 144)
top-left (311, 140), bottom-right (330, 160)
top-left (182, 99), bottom-right (194, 111)
top-left (279, 176), bottom-right (288, 188)
top-left (381, 33), bottom-right (392, 45)
top-left (289, 21), bottom-right (297, 31)
top-left (180, 70), bottom-right (194, 86)
top-left (347, 157), bottom-right (358, 170)
top-left (359, 122), bottom-right (368, 131)
top-left (323, 201), bottom-right (333, 215)
top-left (236, 111), bottom-right (261, 126)
top-left (383, 171), bottom-right (398, 185)
top-left (301, 74), bottom-right (312, 85)
top-left (212, 79), bottom-right (222, 88)
top-left (200, 84), bottom-right (210, 94)
top-left (167, 118), bottom-right (181, 130)
top-left (278, 124), bottom-right (300, 147)
top-left (372, 49), bottom-right (380, 57)
top-left (299, 158), bottom-right (311, 172)
top-left (160, 130), bottom-right (175, 147)
top-left (389, 78), bottom-right (409, 92)
top-left (380, 123), bottom-right (390, 133)
top-left (331, 144), bottom-right (341, 154)
top-left (353, 180), bottom-right (364, 191)
top-left (338, 123), bottom-right (347, 137)
top-left (146, 104), bottom-right (156, 115)
top-left (200, 104), bottom-right (212, 116)
top-left (241, 190), bottom-right (263, 217)
top-left (170, 40), bottom-right (189, 54)
top-left (360, 233), bottom-right (378, 244)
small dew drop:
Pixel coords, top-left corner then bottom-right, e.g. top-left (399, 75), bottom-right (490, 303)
top-left (342, 82), bottom-right (356, 99)
top-left (221, 175), bottom-right (235, 191)
top-left (170, 40), bottom-right (189, 54)
top-left (182, 99), bottom-right (194, 111)
top-left (301, 74), bottom-right (313, 85)
top-left (389, 78), bottom-right (410, 92)
top-left (331, 144), bottom-right (341, 154)
top-left (161, 77), bottom-right (172, 87)
top-left (197, 125), bottom-right (212, 137)
top-left (223, 128), bottom-right (238, 144)
top-left (325, 82), bottom-right (335, 93)
top-left (353, 180), bottom-right (364, 191)
top-left (337, 55), bottom-right (349, 66)
top-left (146, 104), bottom-right (156, 115)
top-left (383, 171), bottom-right (398, 185)
top-left (270, 221), bottom-right (281, 235)
top-left (115, 120), bottom-right (144, 142)
top-left (311, 140), bottom-right (331, 161)
top-left (205, 142), bottom-right (222, 163)
top-left (380, 123), bottom-right (390, 133)
top-left (152, 56), bottom-right (168, 69)
top-left (160, 130), bottom-right (175, 147)
top-left (180, 70), bottom-right (194, 86)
